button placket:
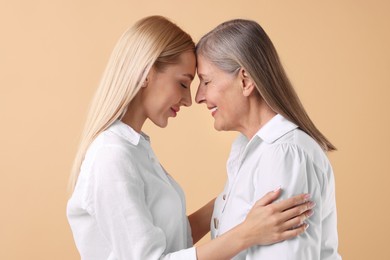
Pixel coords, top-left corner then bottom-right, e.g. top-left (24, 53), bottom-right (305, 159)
top-left (213, 217), bottom-right (219, 230)
top-left (216, 139), bottom-right (260, 237)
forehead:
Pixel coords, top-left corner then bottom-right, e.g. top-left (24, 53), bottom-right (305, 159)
top-left (168, 51), bottom-right (196, 77)
top-left (197, 55), bottom-right (227, 80)
top-left (196, 55), bottom-right (215, 77)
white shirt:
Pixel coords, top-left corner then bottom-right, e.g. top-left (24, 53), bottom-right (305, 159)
top-left (211, 114), bottom-right (341, 260)
top-left (67, 121), bottom-right (196, 260)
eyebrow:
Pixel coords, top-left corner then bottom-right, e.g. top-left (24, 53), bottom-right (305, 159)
top-left (197, 73), bottom-right (205, 80)
top-left (182, 73), bottom-right (194, 81)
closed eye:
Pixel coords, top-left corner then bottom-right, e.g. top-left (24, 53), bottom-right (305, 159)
top-left (180, 83), bottom-right (188, 89)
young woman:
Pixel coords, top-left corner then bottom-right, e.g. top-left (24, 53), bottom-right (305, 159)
top-left (67, 16), bottom-right (314, 260)
top-left (195, 19), bottom-right (341, 259)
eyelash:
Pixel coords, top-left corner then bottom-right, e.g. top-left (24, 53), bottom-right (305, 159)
top-left (204, 81), bottom-right (210, 86)
top-left (180, 83), bottom-right (188, 89)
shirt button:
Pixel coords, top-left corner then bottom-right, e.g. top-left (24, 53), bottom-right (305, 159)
top-left (213, 218), bottom-right (219, 229)
top-left (223, 194), bottom-right (226, 200)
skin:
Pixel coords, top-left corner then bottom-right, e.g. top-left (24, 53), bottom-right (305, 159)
top-left (121, 51), bottom-right (315, 260)
top-left (122, 51), bottom-right (195, 132)
top-left (195, 55), bottom-right (276, 139)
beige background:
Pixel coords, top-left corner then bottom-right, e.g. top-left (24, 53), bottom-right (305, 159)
top-left (1, 0), bottom-right (389, 259)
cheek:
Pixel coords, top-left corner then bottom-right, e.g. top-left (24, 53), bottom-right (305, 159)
top-left (222, 90), bottom-right (245, 120)
top-left (142, 95), bottom-right (168, 120)
top-left (220, 86), bottom-right (239, 109)
top-left (153, 88), bottom-right (175, 109)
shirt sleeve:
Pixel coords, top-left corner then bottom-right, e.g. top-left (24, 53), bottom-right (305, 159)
top-left (88, 145), bottom-right (197, 260)
top-left (249, 143), bottom-right (338, 260)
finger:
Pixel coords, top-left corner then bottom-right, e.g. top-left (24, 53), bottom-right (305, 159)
top-left (279, 201), bottom-right (316, 222)
top-left (277, 223), bottom-right (309, 242)
top-left (254, 187), bottom-right (282, 207)
top-left (280, 210), bottom-right (313, 231)
top-left (273, 193), bottom-right (311, 212)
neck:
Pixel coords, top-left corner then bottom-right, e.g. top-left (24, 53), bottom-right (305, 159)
top-left (121, 94), bottom-right (146, 133)
top-left (239, 96), bottom-right (276, 140)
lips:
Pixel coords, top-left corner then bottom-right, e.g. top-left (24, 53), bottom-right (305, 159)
top-left (170, 107), bottom-right (180, 117)
top-left (209, 106), bottom-right (218, 116)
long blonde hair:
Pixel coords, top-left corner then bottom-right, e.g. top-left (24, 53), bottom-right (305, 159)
top-left (69, 16), bottom-right (195, 191)
top-left (196, 19), bottom-right (336, 151)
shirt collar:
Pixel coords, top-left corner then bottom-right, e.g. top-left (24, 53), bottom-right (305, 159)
top-left (256, 114), bottom-right (298, 144)
top-left (109, 120), bottom-right (150, 145)
top-left (230, 114), bottom-right (298, 164)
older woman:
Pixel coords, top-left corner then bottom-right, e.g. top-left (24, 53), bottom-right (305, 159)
top-left (195, 19), bottom-right (341, 259)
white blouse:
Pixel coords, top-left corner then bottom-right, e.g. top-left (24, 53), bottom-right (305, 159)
top-left (67, 121), bottom-right (196, 260)
top-left (211, 114), bottom-right (341, 260)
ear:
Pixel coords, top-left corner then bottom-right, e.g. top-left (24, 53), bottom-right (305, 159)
top-left (141, 77), bottom-right (149, 88)
top-left (239, 68), bottom-right (256, 97)
top-left (142, 66), bottom-right (156, 88)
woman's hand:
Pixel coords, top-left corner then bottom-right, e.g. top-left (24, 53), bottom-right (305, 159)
top-left (195, 189), bottom-right (313, 260)
top-left (241, 188), bottom-right (315, 246)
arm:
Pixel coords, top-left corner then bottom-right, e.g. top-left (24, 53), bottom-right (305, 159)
top-left (188, 198), bottom-right (216, 244)
top-left (196, 189), bottom-right (314, 260)
top-left (249, 144), bottom-right (324, 259)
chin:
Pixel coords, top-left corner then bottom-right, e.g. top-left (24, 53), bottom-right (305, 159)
top-left (214, 121), bottom-right (232, 132)
top-left (153, 118), bottom-right (169, 128)
top-left (156, 122), bottom-right (168, 128)
top-left (213, 122), bottom-right (224, 132)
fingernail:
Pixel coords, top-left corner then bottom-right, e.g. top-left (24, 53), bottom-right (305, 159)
top-left (308, 201), bottom-right (316, 208)
top-left (273, 186), bottom-right (282, 192)
top-left (304, 194), bottom-right (311, 200)
top-left (305, 223), bottom-right (310, 230)
top-left (307, 210), bottom-right (314, 218)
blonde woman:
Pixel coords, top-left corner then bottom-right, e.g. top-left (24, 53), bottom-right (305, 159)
top-left (195, 19), bottom-right (341, 259)
top-left (67, 16), bottom-right (315, 260)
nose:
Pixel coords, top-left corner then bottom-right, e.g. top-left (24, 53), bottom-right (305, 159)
top-left (181, 88), bottom-right (192, 107)
top-left (195, 83), bottom-right (206, 104)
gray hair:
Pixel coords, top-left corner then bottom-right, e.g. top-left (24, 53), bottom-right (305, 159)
top-left (197, 19), bottom-right (335, 151)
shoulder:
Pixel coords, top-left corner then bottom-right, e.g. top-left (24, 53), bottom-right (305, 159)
top-left (261, 129), bottom-right (331, 171)
top-left (81, 129), bottom-right (146, 178)
top-left (91, 128), bottom-right (141, 158)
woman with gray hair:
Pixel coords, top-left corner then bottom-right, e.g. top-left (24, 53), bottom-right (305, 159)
top-left (195, 19), bottom-right (341, 259)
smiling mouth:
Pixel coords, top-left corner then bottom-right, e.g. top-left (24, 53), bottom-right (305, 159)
top-left (209, 106), bottom-right (218, 116)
